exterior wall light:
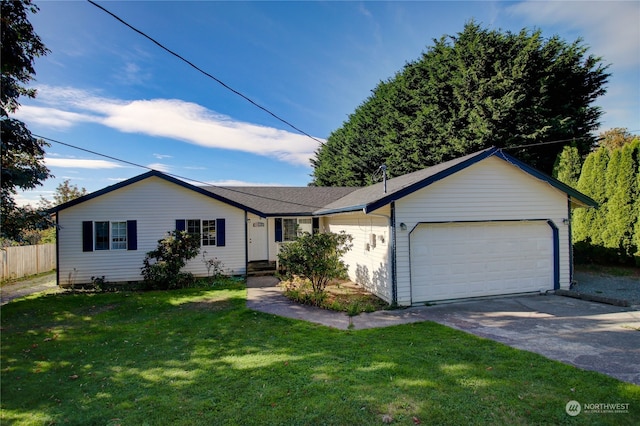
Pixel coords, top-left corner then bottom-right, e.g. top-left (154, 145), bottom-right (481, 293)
top-left (400, 223), bottom-right (407, 231)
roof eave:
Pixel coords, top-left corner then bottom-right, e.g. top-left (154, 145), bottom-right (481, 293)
top-left (313, 205), bottom-right (368, 216)
top-left (49, 170), bottom-right (266, 216)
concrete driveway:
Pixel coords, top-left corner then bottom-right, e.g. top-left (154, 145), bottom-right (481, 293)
top-left (413, 295), bottom-right (640, 385)
top-left (247, 277), bottom-right (640, 385)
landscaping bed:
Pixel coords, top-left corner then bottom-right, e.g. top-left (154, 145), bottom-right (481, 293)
top-left (280, 277), bottom-right (389, 314)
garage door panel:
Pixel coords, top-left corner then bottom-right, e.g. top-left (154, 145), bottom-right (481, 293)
top-left (410, 222), bottom-right (553, 303)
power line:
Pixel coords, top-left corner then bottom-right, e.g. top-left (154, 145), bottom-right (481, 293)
top-left (504, 130), bottom-right (640, 151)
top-left (34, 134), bottom-right (326, 210)
top-left (502, 135), bottom-right (599, 150)
top-left (86, 0), bottom-right (324, 146)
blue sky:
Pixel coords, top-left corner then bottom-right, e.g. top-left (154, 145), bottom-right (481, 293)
top-left (15, 1), bottom-right (640, 206)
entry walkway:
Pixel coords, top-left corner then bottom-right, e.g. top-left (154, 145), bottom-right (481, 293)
top-left (247, 275), bottom-right (431, 330)
top-left (246, 276), bottom-right (640, 385)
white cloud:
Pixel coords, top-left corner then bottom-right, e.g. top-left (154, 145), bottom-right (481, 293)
top-left (45, 158), bottom-right (124, 169)
top-left (18, 86), bottom-right (323, 167)
top-left (153, 153), bottom-right (173, 159)
top-left (15, 105), bottom-right (99, 129)
top-left (147, 163), bottom-right (171, 172)
top-left (507, 1), bottom-right (640, 68)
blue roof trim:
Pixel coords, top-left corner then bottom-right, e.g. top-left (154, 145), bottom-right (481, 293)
top-left (493, 150), bottom-right (597, 207)
top-left (364, 147), bottom-right (500, 213)
top-left (48, 170), bottom-right (265, 216)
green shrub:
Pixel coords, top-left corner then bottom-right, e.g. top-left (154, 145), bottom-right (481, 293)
top-left (278, 231), bottom-right (353, 302)
top-left (141, 230), bottom-right (201, 290)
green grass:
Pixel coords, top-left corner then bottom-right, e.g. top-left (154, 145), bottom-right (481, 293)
top-left (1, 281), bottom-right (639, 425)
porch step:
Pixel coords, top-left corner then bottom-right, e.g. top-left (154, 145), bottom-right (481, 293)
top-left (247, 261), bottom-right (277, 277)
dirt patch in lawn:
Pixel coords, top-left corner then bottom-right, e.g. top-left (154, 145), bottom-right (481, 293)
top-left (183, 298), bottom-right (235, 312)
top-left (76, 303), bottom-right (120, 316)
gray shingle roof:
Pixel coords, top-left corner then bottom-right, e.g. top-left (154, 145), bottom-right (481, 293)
top-left (202, 186), bottom-right (357, 216)
top-left (314, 149), bottom-right (494, 214)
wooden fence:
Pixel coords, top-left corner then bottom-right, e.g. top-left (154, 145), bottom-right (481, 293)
top-left (0, 244), bottom-right (56, 281)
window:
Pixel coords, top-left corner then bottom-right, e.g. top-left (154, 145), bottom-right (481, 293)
top-left (95, 221), bottom-right (109, 250)
top-left (276, 217), bottom-right (314, 242)
top-left (283, 218), bottom-right (297, 242)
top-left (202, 220), bottom-right (216, 246)
top-left (187, 219), bottom-right (201, 236)
top-left (175, 219), bottom-right (225, 247)
top-left (298, 218), bottom-right (312, 235)
top-left (111, 221), bottom-right (127, 250)
top-left (83, 220), bottom-right (136, 252)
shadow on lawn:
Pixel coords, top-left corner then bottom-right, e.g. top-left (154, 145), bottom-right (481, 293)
top-left (1, 287), bottom-right (638, 426)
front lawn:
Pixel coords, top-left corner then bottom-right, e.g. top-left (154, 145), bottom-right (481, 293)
top-left (1, 281), bottom-right (638, 425)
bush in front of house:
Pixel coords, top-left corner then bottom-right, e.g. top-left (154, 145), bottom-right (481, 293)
top-left (277, 231), bottom-right (353, 305)
top-left (141, 230), bottom-right (201, 290)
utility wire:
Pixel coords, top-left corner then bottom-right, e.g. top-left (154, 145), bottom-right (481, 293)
top-left (86, 0), bottom-right (324, 146)
top-left (504, 130), bottom-right (640, 151)
top-left (34, 134), bottom-right (326, 210)
top-left (503, 135), bottom-right (600, 150)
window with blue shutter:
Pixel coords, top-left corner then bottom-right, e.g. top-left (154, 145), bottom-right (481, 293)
top-left (83, 220), bottom-right (137, 251)
top-left (82, 221), bottom-right (93, 252)
top-left (216, 218), bottom-right (225, 247)
top-left (275, 218), bottom-right (283, 242)
top-left (176, 218), bottom-right (226, 247)
top-left (127, 220), bottom-right (137, 250)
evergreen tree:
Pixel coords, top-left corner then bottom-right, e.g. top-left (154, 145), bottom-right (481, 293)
top-left (553, 145), bottom-right (582, 188)
top-left (312, 22), bottom-right (609, 186)
top-left (573, 147), bottom-right (609, 245)
top-left (601, 148), bottom-right (621, 247)
top-left (603, 140), bottom-right (639, 260)
top-left (635, 165), bottom-right (640, 265)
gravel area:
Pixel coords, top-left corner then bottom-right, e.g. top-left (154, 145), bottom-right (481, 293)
top-left (573, 270), bottom-right (640, 306)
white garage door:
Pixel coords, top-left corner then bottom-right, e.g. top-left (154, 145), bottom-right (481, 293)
top-left (410, 221), bottom-right (553, 303)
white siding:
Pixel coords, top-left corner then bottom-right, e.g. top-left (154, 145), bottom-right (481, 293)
top-left (266, 216), bottom-right (317, 262)
top-left (325, 210), bottom-right (392, 303)
top-left (394, 156), bottom-right (570, 305)
top-left (57, 177), bottom-right (247, 285)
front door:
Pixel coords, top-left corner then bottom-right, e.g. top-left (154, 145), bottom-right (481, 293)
top-left (248, 218), bottom-right (268, 261)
